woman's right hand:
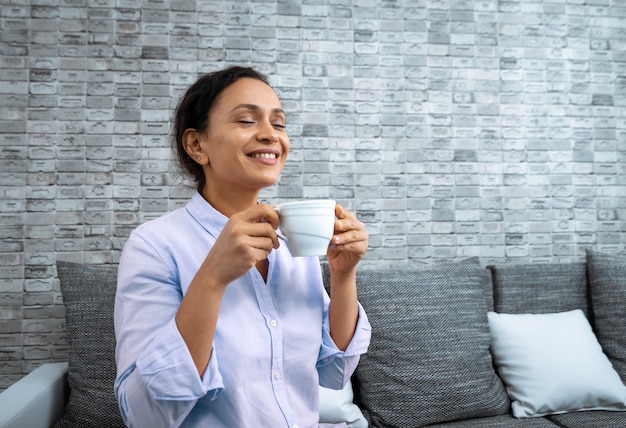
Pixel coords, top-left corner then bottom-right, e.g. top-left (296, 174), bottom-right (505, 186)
top-left (203, 203), bottom-right (280, 287)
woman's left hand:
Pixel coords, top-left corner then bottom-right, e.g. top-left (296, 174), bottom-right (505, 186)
top-left (326, 204), bottom-right (368, 274)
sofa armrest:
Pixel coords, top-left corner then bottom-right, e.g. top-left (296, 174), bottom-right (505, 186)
top-left (0, 362), bottom-right (69, 428)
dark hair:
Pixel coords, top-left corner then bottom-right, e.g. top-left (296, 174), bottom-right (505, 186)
top-left (173, 66), bottom-right (270, 191)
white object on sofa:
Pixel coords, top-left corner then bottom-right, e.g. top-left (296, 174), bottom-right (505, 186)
top-left (488, 309), bottom-right (626, 418)
top-left (319, 382), bottom-right (368, 427)
top-left (0, 362), bottom-right (68, 428)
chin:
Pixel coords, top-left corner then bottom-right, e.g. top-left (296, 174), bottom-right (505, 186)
top-left (252, 175), bottom-right (280, 189)
top-left (262, 178), bottom-right (280, 188)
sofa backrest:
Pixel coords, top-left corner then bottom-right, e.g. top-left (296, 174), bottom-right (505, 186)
top-left (488, 262), bottom-right (591, 318)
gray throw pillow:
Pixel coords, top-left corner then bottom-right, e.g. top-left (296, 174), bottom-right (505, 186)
top-left (488, 262), bottom-right (589, 315)
top-left (54, 261), bottom-right (126, 428)
top-left (586, 250), bottom-right (626, 382)
top-left (353, 263), bottom-right (510, 427)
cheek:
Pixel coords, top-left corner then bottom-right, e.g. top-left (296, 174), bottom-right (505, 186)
top-left (203, 132), bottom-right (234, 159)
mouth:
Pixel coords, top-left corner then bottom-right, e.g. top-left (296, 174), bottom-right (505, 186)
top-left (248, 152), bottom-right (278, 159)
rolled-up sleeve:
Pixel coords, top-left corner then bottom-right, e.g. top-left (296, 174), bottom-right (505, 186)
top-left (317, 303), bottom-right (371, 390)
top-left (135, 319), bottom-right (223, 400)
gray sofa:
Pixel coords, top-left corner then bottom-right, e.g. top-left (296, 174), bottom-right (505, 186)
top-left (1, 249), bottom-right (625, 427)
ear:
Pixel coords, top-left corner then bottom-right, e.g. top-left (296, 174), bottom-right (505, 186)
top-left (182, 128), bottom-right (209, 165)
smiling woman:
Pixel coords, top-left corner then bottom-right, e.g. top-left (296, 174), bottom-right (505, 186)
top-left (113, 66), bottom-right (372, 428)
top-left (171, 67), bottom-right (285, 196)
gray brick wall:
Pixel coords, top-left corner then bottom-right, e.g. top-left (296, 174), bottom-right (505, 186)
top-left (1, 0), bottom-right (625, 389)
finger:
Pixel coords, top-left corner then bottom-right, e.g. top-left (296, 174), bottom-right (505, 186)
top-left (328, 237), bottom-right (368, 261)
top-left (335, 203), bottom-right (348, 219)
top-left (248, 235), bottom-right (279, 253)
top-left (334, 213), bottom-right (364, 235)
top-left (247, 221), bottom-right (280, 249)
top-left (332, 228), bottom-right (367, 245)
top-left (234, 204), bottom-right (280, 233)
top-left (227, 210), bottom-right (279, 248)
top-left (255, 203), bottom-right (280, 229)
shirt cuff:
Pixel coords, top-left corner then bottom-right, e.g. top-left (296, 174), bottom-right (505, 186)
top-left (136, 318), bottom-right (224, 401)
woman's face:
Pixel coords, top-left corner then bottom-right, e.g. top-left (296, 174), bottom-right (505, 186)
top-left (200, 77), bottom-right (290, 196)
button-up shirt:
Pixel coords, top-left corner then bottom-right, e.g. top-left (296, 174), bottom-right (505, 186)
top-left (114, 192), bottom-right (371, 427)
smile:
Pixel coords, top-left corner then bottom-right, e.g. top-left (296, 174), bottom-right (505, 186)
top-left (249, 153), bottom-right (278, 159)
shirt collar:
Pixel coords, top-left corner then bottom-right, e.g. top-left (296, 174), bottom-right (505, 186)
top-left (185, 191), bottom-right (228, 240)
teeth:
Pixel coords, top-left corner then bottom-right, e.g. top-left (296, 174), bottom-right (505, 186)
top-left (250, 153), bottom-right (277, 159)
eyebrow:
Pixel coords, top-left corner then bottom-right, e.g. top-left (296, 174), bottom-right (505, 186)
top-left (230, 104), bottom-right (285, 116)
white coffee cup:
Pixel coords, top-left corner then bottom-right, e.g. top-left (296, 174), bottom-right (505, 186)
top-left (275, 199), bottom-right (336, 257)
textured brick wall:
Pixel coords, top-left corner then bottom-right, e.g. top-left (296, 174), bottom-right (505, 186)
top-left (1, 0), bottom-right (625, 388)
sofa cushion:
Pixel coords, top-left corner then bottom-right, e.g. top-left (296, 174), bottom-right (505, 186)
top-left (488, 262), bottom-right (589, 315)
top-left (548, 409), bottom-right (626, 428)
top-left (488, 309), bottom-right (626, 418)
top-left (586, 250), bottom-right (626, 382)
top-left (427, 413), bottom-right (560, 427)
top-left (54, 261), bottom-right (126, 427)
top-left (353, 263), bottom-right (510, 427)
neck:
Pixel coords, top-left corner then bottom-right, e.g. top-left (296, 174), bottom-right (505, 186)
top-left (200, 185), bottom-right (260, 218)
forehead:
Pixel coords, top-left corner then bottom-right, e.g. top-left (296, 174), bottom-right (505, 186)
top-left (214, 78), bottom-right (282, 112)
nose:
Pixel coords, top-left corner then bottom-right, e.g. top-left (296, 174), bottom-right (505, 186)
top-left (257, 120), bottom-right (278, 143)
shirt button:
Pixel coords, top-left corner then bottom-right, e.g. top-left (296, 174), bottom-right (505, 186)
top-left (292, 425), bottom-right (299, 428)
top-left (270, 319), bottom-right (277, 327)
top-left (273, 371), bottom-right (281, 379)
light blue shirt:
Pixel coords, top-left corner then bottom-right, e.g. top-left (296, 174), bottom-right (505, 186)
top-left (114, 192), bottom-right (371, 428)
